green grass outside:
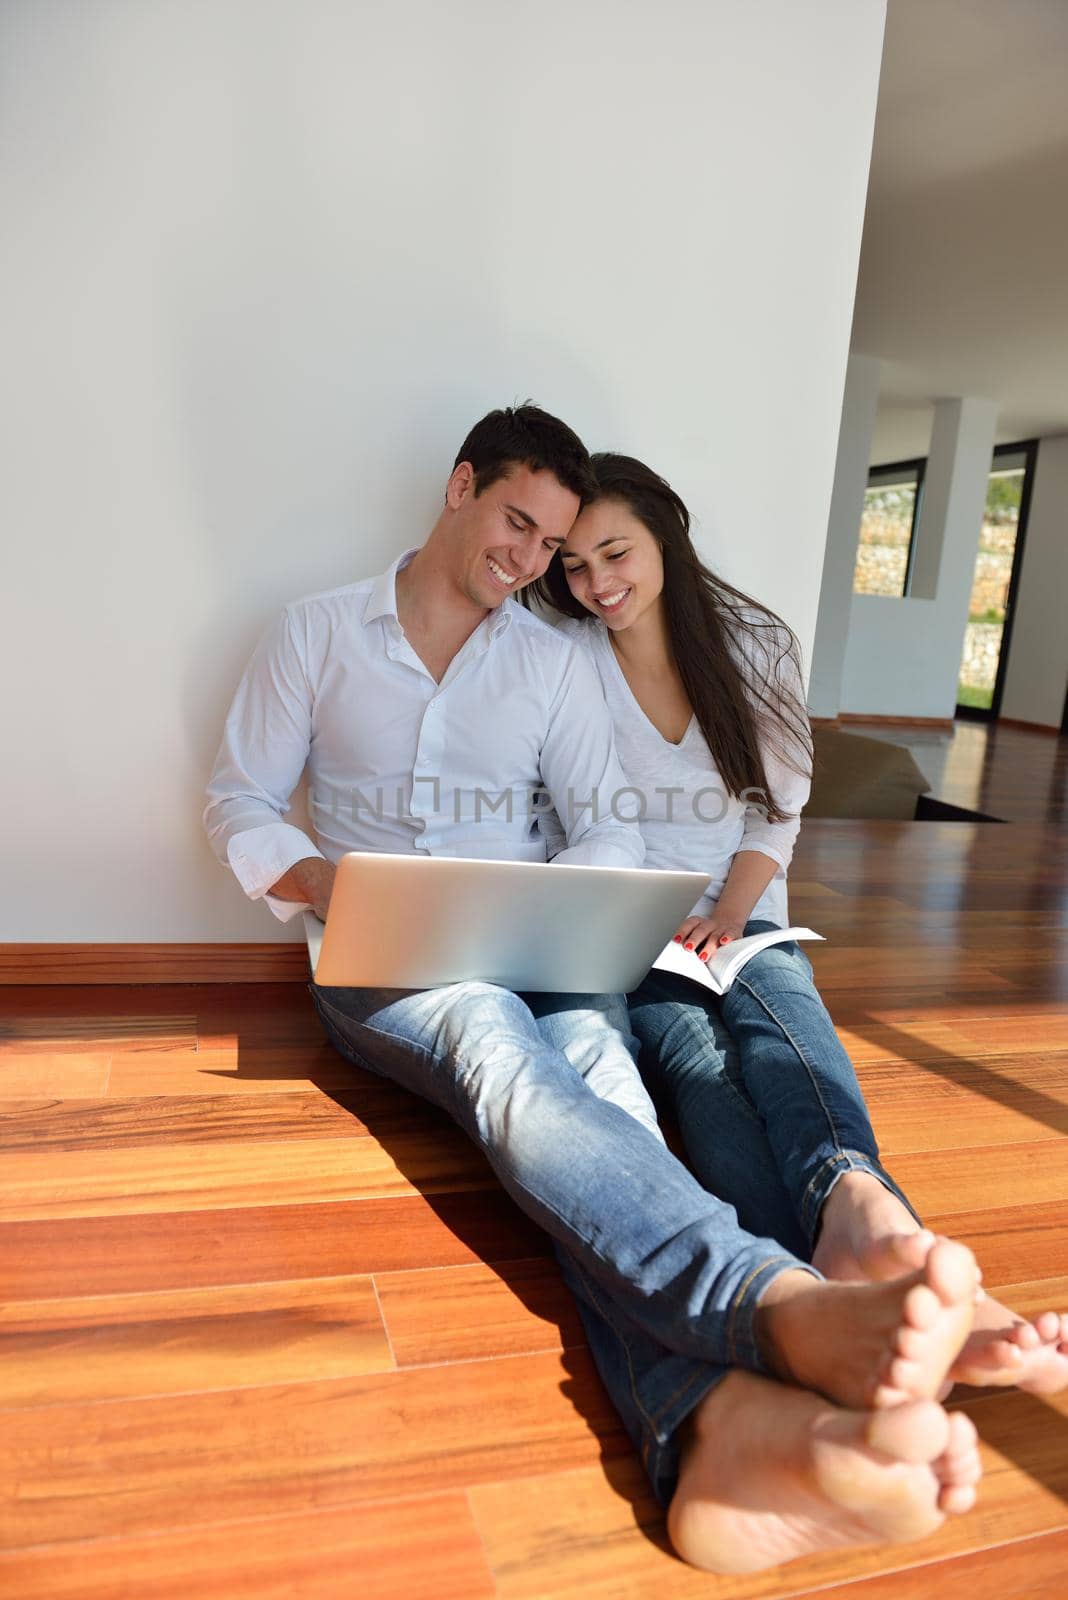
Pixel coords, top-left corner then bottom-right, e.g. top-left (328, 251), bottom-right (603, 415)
top-left (957, 684), bottom-right (994, 711)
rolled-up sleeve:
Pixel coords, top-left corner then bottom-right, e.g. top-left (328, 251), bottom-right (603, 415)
top-left (538, 643), bottom-right (644, 869)
top-left (203, 607), bottom-right (325, 920)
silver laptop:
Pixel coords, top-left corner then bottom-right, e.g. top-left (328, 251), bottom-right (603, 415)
top-left (305, 852), bottom-right (709, 993)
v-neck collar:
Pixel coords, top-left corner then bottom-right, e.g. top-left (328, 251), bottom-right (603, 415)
top-left (596, 625), bottom-right (696, 749)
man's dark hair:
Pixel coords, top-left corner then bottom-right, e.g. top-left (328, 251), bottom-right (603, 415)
top-left (453, 403), bottom-right (597, 503)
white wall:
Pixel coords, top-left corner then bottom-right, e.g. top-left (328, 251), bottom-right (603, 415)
top-left (839, 396), bottom-right (998, 718)
top-left (1, 0), bottom-right (888, 941)
top-left (1000, 434), bottom-right (1068, 727)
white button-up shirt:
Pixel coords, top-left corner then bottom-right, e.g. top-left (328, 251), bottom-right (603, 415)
top-left (204, 550), bottom-right (644, 920)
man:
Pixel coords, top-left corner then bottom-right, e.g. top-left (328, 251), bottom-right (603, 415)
top-left (205, 405), bottom-right (980, 1572)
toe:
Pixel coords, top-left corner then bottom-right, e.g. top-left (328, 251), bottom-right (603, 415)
top-left (887, 1356), bottom-right (924, 1394)
top-left (895, 1325), bottom-right (928, 1362)
top-left (944, 1409), bottom-right (980, 1460)
top-left (986, 1337), bottom-right (1025, 1368)
top-left (927, 1240), bottom-right (980, 1306)
top-left (939, 1483), bottom-right (977, 1515)
top-left (865, 1398), bottom-right (949, 1461)
top-left (903, 1283), bottom-right (940, 1332)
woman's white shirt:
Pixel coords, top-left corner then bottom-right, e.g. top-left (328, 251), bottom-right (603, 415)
top-left (555, 615), bottom-right (811, 928)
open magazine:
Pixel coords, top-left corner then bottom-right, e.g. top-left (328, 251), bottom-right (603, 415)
top-left (652, 926), bottom-right (824, 996)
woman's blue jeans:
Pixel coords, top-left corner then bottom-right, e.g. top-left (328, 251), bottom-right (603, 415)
top-left (626, 921), bottom-right (919, 1264)
top-left (308, 976), bottom-right (807, 1503)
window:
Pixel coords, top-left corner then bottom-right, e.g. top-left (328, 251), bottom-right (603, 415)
top-left (956, 441), bottom-right (1037, 718)
top-left (852, 458), bottom-right (925, 599)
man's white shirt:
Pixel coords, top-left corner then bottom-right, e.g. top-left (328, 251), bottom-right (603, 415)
top-left (204, 550), bottom-right (645, 920)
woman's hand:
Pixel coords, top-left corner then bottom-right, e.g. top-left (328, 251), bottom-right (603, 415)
top-left (673, 910), bottom-right (747, 961)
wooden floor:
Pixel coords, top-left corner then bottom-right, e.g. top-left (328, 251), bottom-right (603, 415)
top-left (3, 736), bottom-right (1068, 1596)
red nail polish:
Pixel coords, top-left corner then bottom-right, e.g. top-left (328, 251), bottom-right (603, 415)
top-left (684, 942), bottom-right (694, 950)
top-left (699, 951), bottom-right (709, 961)
top-left (673, 935), bottom-right (682, 943)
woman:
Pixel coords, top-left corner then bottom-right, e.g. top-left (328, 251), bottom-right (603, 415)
top-left (529, 451), bottom-right (1068, 1392)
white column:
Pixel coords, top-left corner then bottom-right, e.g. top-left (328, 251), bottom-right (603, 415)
top-left (999, 434), bottom-right (1068, 727)
top-left (807, 352), bottom-right (881, 718)
top-left (910, 397), bottom-right (998, 607)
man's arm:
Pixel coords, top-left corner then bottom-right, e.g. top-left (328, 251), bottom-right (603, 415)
top-left (203, 606), bottom-right (327, 921)
top-left (538, 644), bottom-right (644, 868)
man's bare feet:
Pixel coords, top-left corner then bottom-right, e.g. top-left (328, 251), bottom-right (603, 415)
top-left (950, 1298), bottom-right (1068, 1394)
top-left (668, 1370), bottom-right (981, 1574)
top-left (756, 1237), bottom-right (979, 1409)
top-left (811, 1170), bottom-right (930, 1282)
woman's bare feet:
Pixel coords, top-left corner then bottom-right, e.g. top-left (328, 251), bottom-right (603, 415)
top-left (950, 1299), bottom-right (1068, 1394)
top-left (811, 1170), bottom-right (931, 1282)
top-left (811, 1176), bottom-right (1068, 1397)
top-left (756, 1237), bottom-right (979, 1409)
top-left (668, 1370), bottom-right (981, 1574)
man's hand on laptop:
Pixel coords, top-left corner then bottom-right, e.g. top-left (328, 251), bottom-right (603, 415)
top-left (269, 857), bottom-right (337, 922)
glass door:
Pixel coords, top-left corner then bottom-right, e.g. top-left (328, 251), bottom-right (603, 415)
top-left (956, 440), bottom-right (1038, 720)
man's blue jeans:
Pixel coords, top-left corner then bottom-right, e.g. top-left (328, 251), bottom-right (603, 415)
top-left (308, 976), bottom-right (807, 1502)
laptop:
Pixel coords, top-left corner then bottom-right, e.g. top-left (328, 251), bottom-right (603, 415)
top-left (305, 851), bottom-right (710, 993)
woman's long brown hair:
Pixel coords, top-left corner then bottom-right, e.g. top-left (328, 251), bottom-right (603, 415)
top-left (524, 453), bottom-right (812, 823)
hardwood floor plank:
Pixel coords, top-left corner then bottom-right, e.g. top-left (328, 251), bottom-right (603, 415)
top-left (859, 1056), bottom-right (1068, 1152)
top-left (822, 1526), bottom-right (1068, 1598)
top-left (467, 1389), bottom-right (1068, 1600)
top-left (375, 1259), bottom-right (584, 1365)
top-left (0, 987), bottom-right (204, 1019)
top-left (0, 1349), bottom-right (626, 1548)
top-left (0, 1089), bottom-right (410, 1152)
top-left (0, 1128), bottom-right (492, 1219)
top-left (922, 1201), bottom-right (1068, 1289)
top-left (824, 992), bottom-right (1068, 1026)
top-left (838, 1014), bottom-right (1068, 1065)
top-left (977, 1274), bottom-right (1068, 1311)
top-left (836, 1019), bottom-right (979, 1065)
top-left (0, 1015), bottom-right (196, 1052)
top-left (941, 1013), bottom-right (1068, 1056)
top-left (1, 1192), bottom-right (550, 1300)
top-left (877, 1142), bottom-right (1068, 1218)
top-left (0, 1054), bottom-right (111, 1097)
top-left (0, 945), bottom-right (308, 985)
top-left (0, 1276), bottom-right (393, 1407)
top-left (105, 1043), bottom-right (359, 1095)
top-left (0, 1492), bottom-right (496, 1600)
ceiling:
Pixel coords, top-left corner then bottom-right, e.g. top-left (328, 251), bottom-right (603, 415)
top-left (853, 0), bottom-right (1068, 463)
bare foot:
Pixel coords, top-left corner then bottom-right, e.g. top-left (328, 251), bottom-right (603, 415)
top-left (811, 1170), bottom-right (930, 1282)
top-left (756, 1237), bottom-right (979, 1409)
top-left (950, 1298), bottom-right (1068, 1394)
top-left (668, 1370), bottom-right (981, 1574)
